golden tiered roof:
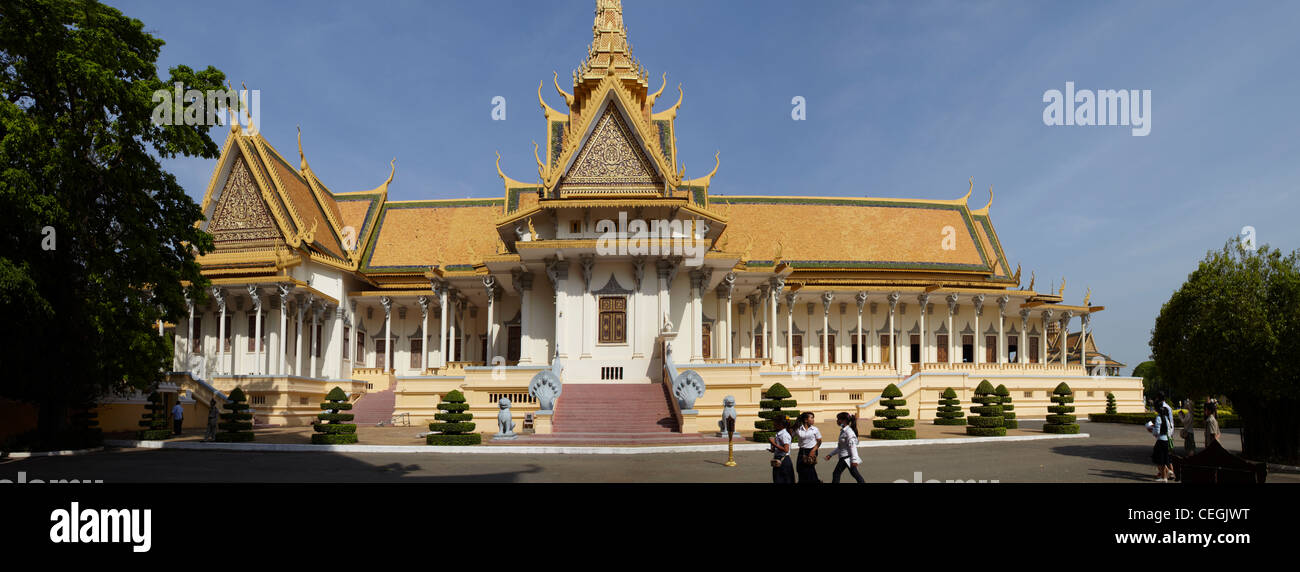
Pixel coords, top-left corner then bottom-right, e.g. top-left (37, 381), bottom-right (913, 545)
top-left (193, 1), bottom-right (1069, 300)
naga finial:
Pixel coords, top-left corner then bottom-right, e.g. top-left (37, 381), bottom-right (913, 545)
top-left (1083, 287), bottom-right (1092, 306)
top-left (532, 141), bottom-right (546, 181)
top-left (552, 71), bottom-right (574, 108)
top-left (297, 125), bottom-right (307, 171)
top-left (982, 184), bottom-right (994, 211)
top-left (1013, 263), bottom-right (1021, 285)
top-left (1058, 277), bottom-right (1066, 297)
top-left (961, 177), bottom-right (973, 204)
top-left (384, 158), bottom-right (396, 187)
top-left (647, 72), bottom-right (668, 108)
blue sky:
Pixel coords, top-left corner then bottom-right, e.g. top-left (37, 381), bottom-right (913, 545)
top-left (109, 0), bottom-right (1300, 373)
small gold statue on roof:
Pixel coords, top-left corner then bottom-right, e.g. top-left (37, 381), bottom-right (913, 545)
top-left (1059, 277), bottom-right (1066, 297)
top-left (1013, 263), bottom-right (1021, 285)
top-left (1083, 287), bottom-right (1092, 306)
top-left (1027, 271), bottom-right (1035, 292)
top-left (527, 217), bottom-right (538, 241)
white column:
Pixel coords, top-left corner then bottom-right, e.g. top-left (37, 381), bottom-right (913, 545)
top-left (719, 274), bottom-right (735, 363)
top-left (437, 282), bottom-right (449, 367)
top-left (1040, 309), bottom-right (1053, 365)
top-left (1019, 308), bottom-right (1030, 364)
top-left (418, 296), bottom-right (429, 372)
top-left (348, 300), bottom-right (357, 371)
top-left (997, 295), bottom-right (1009, 365)
top-left (758, 285), bottom-right (769, 360)
top-left (1081, 313), bottom-right (1091, 373)
top-left (887, 292), bottom-right (899, 372)
top-left (517, 272), bottom-right (535, 364)
top-left (1059, 310), bottom-right (1072, 366)
top-left (785, 292), bottom-right (798, 367)
top-left (548, 258), bottom-right (567, 360)
top-left (213, 286), bottom-right (225, 376)
top-left (295, 296), bottom-right (308, 376)
top-left (248, 285), bottom-right (262, 375)
top-left (690, 269), bottom-right (704, 362)
top-left (484, 276), bottom-right (497, 364)
top-left (746, 294), bottom-right (759, 359)
top-left (278, 285), bottom-right (289, 375)
top-left (770, 278), bottom-right (783, 362)
top-left (917, 293), bottom-right (929, 366)
top-left (972, 294), bottom-right (984, 365)
top-left (310, 304), bottom-right (321, 378)
top-left (821, 292), bottom-right (833, 365)
top-left (946, 294), bottom-right (957, 364)
top-left (380, 296), bottom-right (392, 372)
top-left (580, 255), bottom-right (594, 359)
top-left (186, 296), bottom-right (195, 364)
top-left (854, 292), bottom-right (866, 366)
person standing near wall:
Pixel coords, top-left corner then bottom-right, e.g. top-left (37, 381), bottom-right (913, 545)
top-left (204, 398), bottom-right (219, 442)
top-left (171, 400), bottom-right (184, 436)
top-left (1204, 402), bottom-right (1222, 446)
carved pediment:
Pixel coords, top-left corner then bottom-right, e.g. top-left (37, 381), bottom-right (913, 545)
top-left (210, 156), bottom-right (280, 243)
top-left (559, 102), bottom-right (662, 195)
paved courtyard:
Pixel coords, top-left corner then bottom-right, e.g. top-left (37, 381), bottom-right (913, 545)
top-left (7, 421), bottom-right (1296, 483)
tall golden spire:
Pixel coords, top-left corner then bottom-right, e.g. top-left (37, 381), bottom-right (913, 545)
top-left (573, 0), bottom-right (648, 101)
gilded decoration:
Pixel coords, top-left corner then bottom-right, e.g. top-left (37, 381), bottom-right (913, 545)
top-left (210, 156), bottom-right (280, 242)
top-left (558, 102), bottom-right (661, 194)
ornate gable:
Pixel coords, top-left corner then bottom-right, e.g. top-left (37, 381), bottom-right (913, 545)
top-left (558, 102), bottom-right (662, 196)
top-left (209, 156), bottom-right (281, 245)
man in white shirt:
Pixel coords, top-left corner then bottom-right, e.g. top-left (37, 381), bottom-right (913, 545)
top-left (171, 401), bottom-right (184, 436)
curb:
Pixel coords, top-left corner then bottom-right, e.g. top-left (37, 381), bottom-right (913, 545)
top-left (1, 447), bottom-right (105, 459)
top-left (1267, 463), bottom-right (1300, 474)
top-left (103, 433), bottom-right (1089, 456)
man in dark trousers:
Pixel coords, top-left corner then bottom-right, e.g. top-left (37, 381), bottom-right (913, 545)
top-left (171, 400), bottom-right (184, 436)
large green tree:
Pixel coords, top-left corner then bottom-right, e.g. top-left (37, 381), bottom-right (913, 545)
top-left (0, 0), bottom-right (224, 444)
top-left (1150, 239), bottom-right (1300, 463)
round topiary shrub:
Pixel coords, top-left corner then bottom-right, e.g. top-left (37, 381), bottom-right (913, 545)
top-left (1044, 382), bottom-right (1079, 434)
top-left (427, 390), bottom-right (480, 446)
top-left (216, 387), bottom-right (255, 442)
top-left (137, 391), bottom-right (171, 440)
top-left (966, 380), bottom-right (1006, 437)
top-left (870, 383), bottom-right (915, 439)
top-left (934, 387), bottom-right (965, 425)
top-left (753, 383), bottom-right (799, 442)
top-left (313, 386), bottom-right (357, 445)
top-left (996, 384), bottom-right (1017, 430)
top-left (72, 402), bottom-right (103, 448)
top-left (1105, 392), bottom-right (1117, 415)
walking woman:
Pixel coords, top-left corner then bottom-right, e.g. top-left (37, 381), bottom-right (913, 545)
top-left (1204, 402), bottom-right (1222, 446)
top-left (824, 412), bottom-right (865, 483)
top-left (769, 415), bottom-right (795, 484)
top-left (794, 412), bottom-right (823, 484)
top-left (1149, 393), bottom-right (1175, 482)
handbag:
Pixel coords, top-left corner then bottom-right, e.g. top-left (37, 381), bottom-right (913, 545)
top-left (770, 457), bottom-right (783, 468)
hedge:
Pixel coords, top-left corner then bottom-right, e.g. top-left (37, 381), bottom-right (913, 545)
top-left (996, 384), bottom-right (1017, 430)
top-left (137, 391), bottom-right (171, 441)
top-left (314, 387), bottom-right (357, 445)
top-left (1043, 383), bottom-right (1078, 434)
top-left (428, 390), bottom-right (481, 446)
top-left (966, 380), bottom-right (1005, 437)
top-left (754, 383), bottom-right (798, 442)
top-left (870, 384), bottom-right (915, 439)
top-left (1104, 392), bottom-right (1117, 415)
top-left (934, 387), bottom-right (965, 425)
top-left (1088, 412), bottom-right (1240, 429)
top-left (215, 388), bottom-right (254, 442)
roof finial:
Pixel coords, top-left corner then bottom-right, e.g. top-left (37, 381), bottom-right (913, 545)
top-left (960, 177), bottom-right (973, 204)
top-left (552, 71), bottom-right (574, 108)
top-left (297, 125), bottom-right (307, 171)
top-left (981, 184), bottom-right (994, 211)
top-left (647, 72), bottom-right (667, 108)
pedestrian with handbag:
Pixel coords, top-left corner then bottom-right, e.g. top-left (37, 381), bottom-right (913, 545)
top-left (769, 415), bottom-right (795, 484)
top-left (1147, 393), bottom-right (1175, 482)
top-left (794, 412), bottom-right (822, 484)
top-left (824, 412), bottom-right (865, 483)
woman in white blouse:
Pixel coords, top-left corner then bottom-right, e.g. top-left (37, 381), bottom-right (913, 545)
top-left (824, 412), bottom-right (865, 483)
top-left (768, 415), bottom-right (795, 484)
top-left (794, 412), bottom-right (823, 484)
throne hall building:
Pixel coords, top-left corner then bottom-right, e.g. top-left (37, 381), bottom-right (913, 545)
top-left (120, 1), bottom-right (1141, 437)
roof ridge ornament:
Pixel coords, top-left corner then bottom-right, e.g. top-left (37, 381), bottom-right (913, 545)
top-left (297, 125), bottom-right (307, 171)
top-left (552, 71), bottom-right (575, 108)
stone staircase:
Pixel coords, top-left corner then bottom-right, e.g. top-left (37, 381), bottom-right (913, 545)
top-left (350, 374), bottom-right (397, 426)
top-left (553, 383), bottom-right (677, 433)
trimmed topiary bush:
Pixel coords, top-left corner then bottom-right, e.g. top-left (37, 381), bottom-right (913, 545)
top-left (996, 384), bottom-right (1017, 430)
top-left (934, 387), bottom-right (965, 425)
top-left (1044, 382), bottom-right (1079, 434)
top-left (753, 383), bottom-right (799, 442)
top-left (870, 383), bottom-right (915, 439)
top-left (1105, 392), bottom-right (1117, 415)
top-left (216, 387), bottom-right (255, 442)
top-left (72, 402), bottom-right (103, 448)
top-left (966, 380), bottom-right (1006, 437)
top-left (313, 387), bottom-right (357, 445)
top-left (427, 390), bottom-right (480, 446)
top-left (137, 391), bottom-right (171, 440)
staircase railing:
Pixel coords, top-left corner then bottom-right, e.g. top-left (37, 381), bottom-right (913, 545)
top-left (386, 413), bottom-right (411, 427)
top-left (659, 337), bottom-right (684, 433)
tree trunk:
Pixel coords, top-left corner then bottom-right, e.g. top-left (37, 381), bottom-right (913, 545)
top-left (1235, 396), bottom-right (1300, 465)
